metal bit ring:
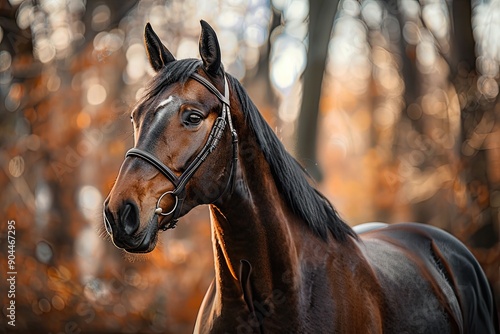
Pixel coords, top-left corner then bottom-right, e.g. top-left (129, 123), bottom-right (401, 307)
top-left (155, 191), bottom-right (178, 216)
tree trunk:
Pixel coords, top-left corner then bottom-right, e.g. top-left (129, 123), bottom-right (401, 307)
top-left (295, 0), bottom-right (339, 181)
top-left (451, 0), bottom-right (499, 249)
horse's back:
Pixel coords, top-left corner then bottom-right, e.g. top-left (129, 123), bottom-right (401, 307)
top-left (353, 222), bottom-right (388, 234)
top-left (357, 222), bottom-right (497, 334)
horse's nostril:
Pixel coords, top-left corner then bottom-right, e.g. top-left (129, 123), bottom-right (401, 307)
top-left (104, 216), bottom-right (112, 234)
top-left (121, 202), bottom-right (139, 235)
top-left (103, 205), bottom-right (114, 234)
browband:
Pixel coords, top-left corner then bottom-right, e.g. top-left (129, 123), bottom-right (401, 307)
top-left (191, 73), bottom-right (230, 106)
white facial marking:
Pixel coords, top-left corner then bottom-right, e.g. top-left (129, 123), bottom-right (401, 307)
top-left (158, 95), bottom-right (174, 109)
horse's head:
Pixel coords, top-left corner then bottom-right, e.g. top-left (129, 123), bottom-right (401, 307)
top-left (103, 21), bottom-right (236, 253)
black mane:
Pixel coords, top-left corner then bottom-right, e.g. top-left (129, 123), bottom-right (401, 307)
top-left (226, 75), bottom-right (356, 242)
top-left (144, 59), bottom-right (356, 242)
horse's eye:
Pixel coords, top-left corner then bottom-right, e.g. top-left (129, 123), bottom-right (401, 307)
top-left (186, 112), bottom-right (202, 125)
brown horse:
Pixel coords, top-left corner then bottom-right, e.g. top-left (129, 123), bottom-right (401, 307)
top-left (103, 21), bottom-right (498, 333)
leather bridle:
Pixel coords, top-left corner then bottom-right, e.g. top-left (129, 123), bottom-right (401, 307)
top-left (125, 72), bottom-right (238, 230)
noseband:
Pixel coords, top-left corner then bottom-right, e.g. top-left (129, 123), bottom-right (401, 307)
top-left (125, 72), bottom-right (238, 230)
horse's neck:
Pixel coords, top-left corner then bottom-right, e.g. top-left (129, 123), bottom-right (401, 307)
top-left (210, 164), bottom-right (300, 292)
top-left (211, 171), bottom-right (296, 290)
top-left (207, 142), bottom-right (337, 328)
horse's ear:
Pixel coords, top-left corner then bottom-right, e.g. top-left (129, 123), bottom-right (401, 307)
top-left (144, 23), bottom-right (175, 72)
top-left (199, 20), bottom-right (221, 76)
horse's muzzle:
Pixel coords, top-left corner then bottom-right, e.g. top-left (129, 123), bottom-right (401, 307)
top-left (103, 200), bottom-right (157, 253)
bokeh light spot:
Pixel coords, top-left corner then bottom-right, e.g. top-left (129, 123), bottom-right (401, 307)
top-left (87, 84), bottom-right (107, 105)
top-left (47, 75), bottom-right (61, 92)
top-left (91, 4), bottom-right (110, 31)
top-left (416, 41), bottom-right (436, 69)
top-left (35, 39), bottom-right (56, 63)
top-left (478, 76), bottom-right (499, 99)
top-left (284, 0), bottom-right (309, 21)
top-left (36, 182), bottom-right (53, 212)
top-left (26, 134), bottom-right (41, 151)
top-left (125, 43), bottom-right (146, 81)
top-left (76, 111), bottom-right (91, 129)
top-left (78, 185), bottom-right (103, 220)
top-left (176, 38), bottom-right (199, 59)
top-left (39, 298), bottom-right (52, 313)
top-left (16, 2), bottom-right (33, 30)
top-left (51, 27), bottom-right (71, 51)
top-left (270, 36), bottom-right (306, 93)
top-left (407, 103), bottom-right (422, 120)
top-left (52, 295), bottom-right (65, 311)
top-left (403, 22), bottom-right (420, 45)
top-left (36, 241), bottom-right (53, 264)
top-left (361, 1), bottom-right (382, 29)
top-left (6, 83), bottom-right (22, 111)
top-left (8, 156), bottom-right (24, 178)
top-left (0, 51), bottom-right (12, 72)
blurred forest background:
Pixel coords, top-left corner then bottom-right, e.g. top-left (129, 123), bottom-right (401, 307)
top-left (0, 0), bottom-right (499, 332)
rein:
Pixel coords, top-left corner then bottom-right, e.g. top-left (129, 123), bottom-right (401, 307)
top-left (125, 72), bottom-right (238, 230)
